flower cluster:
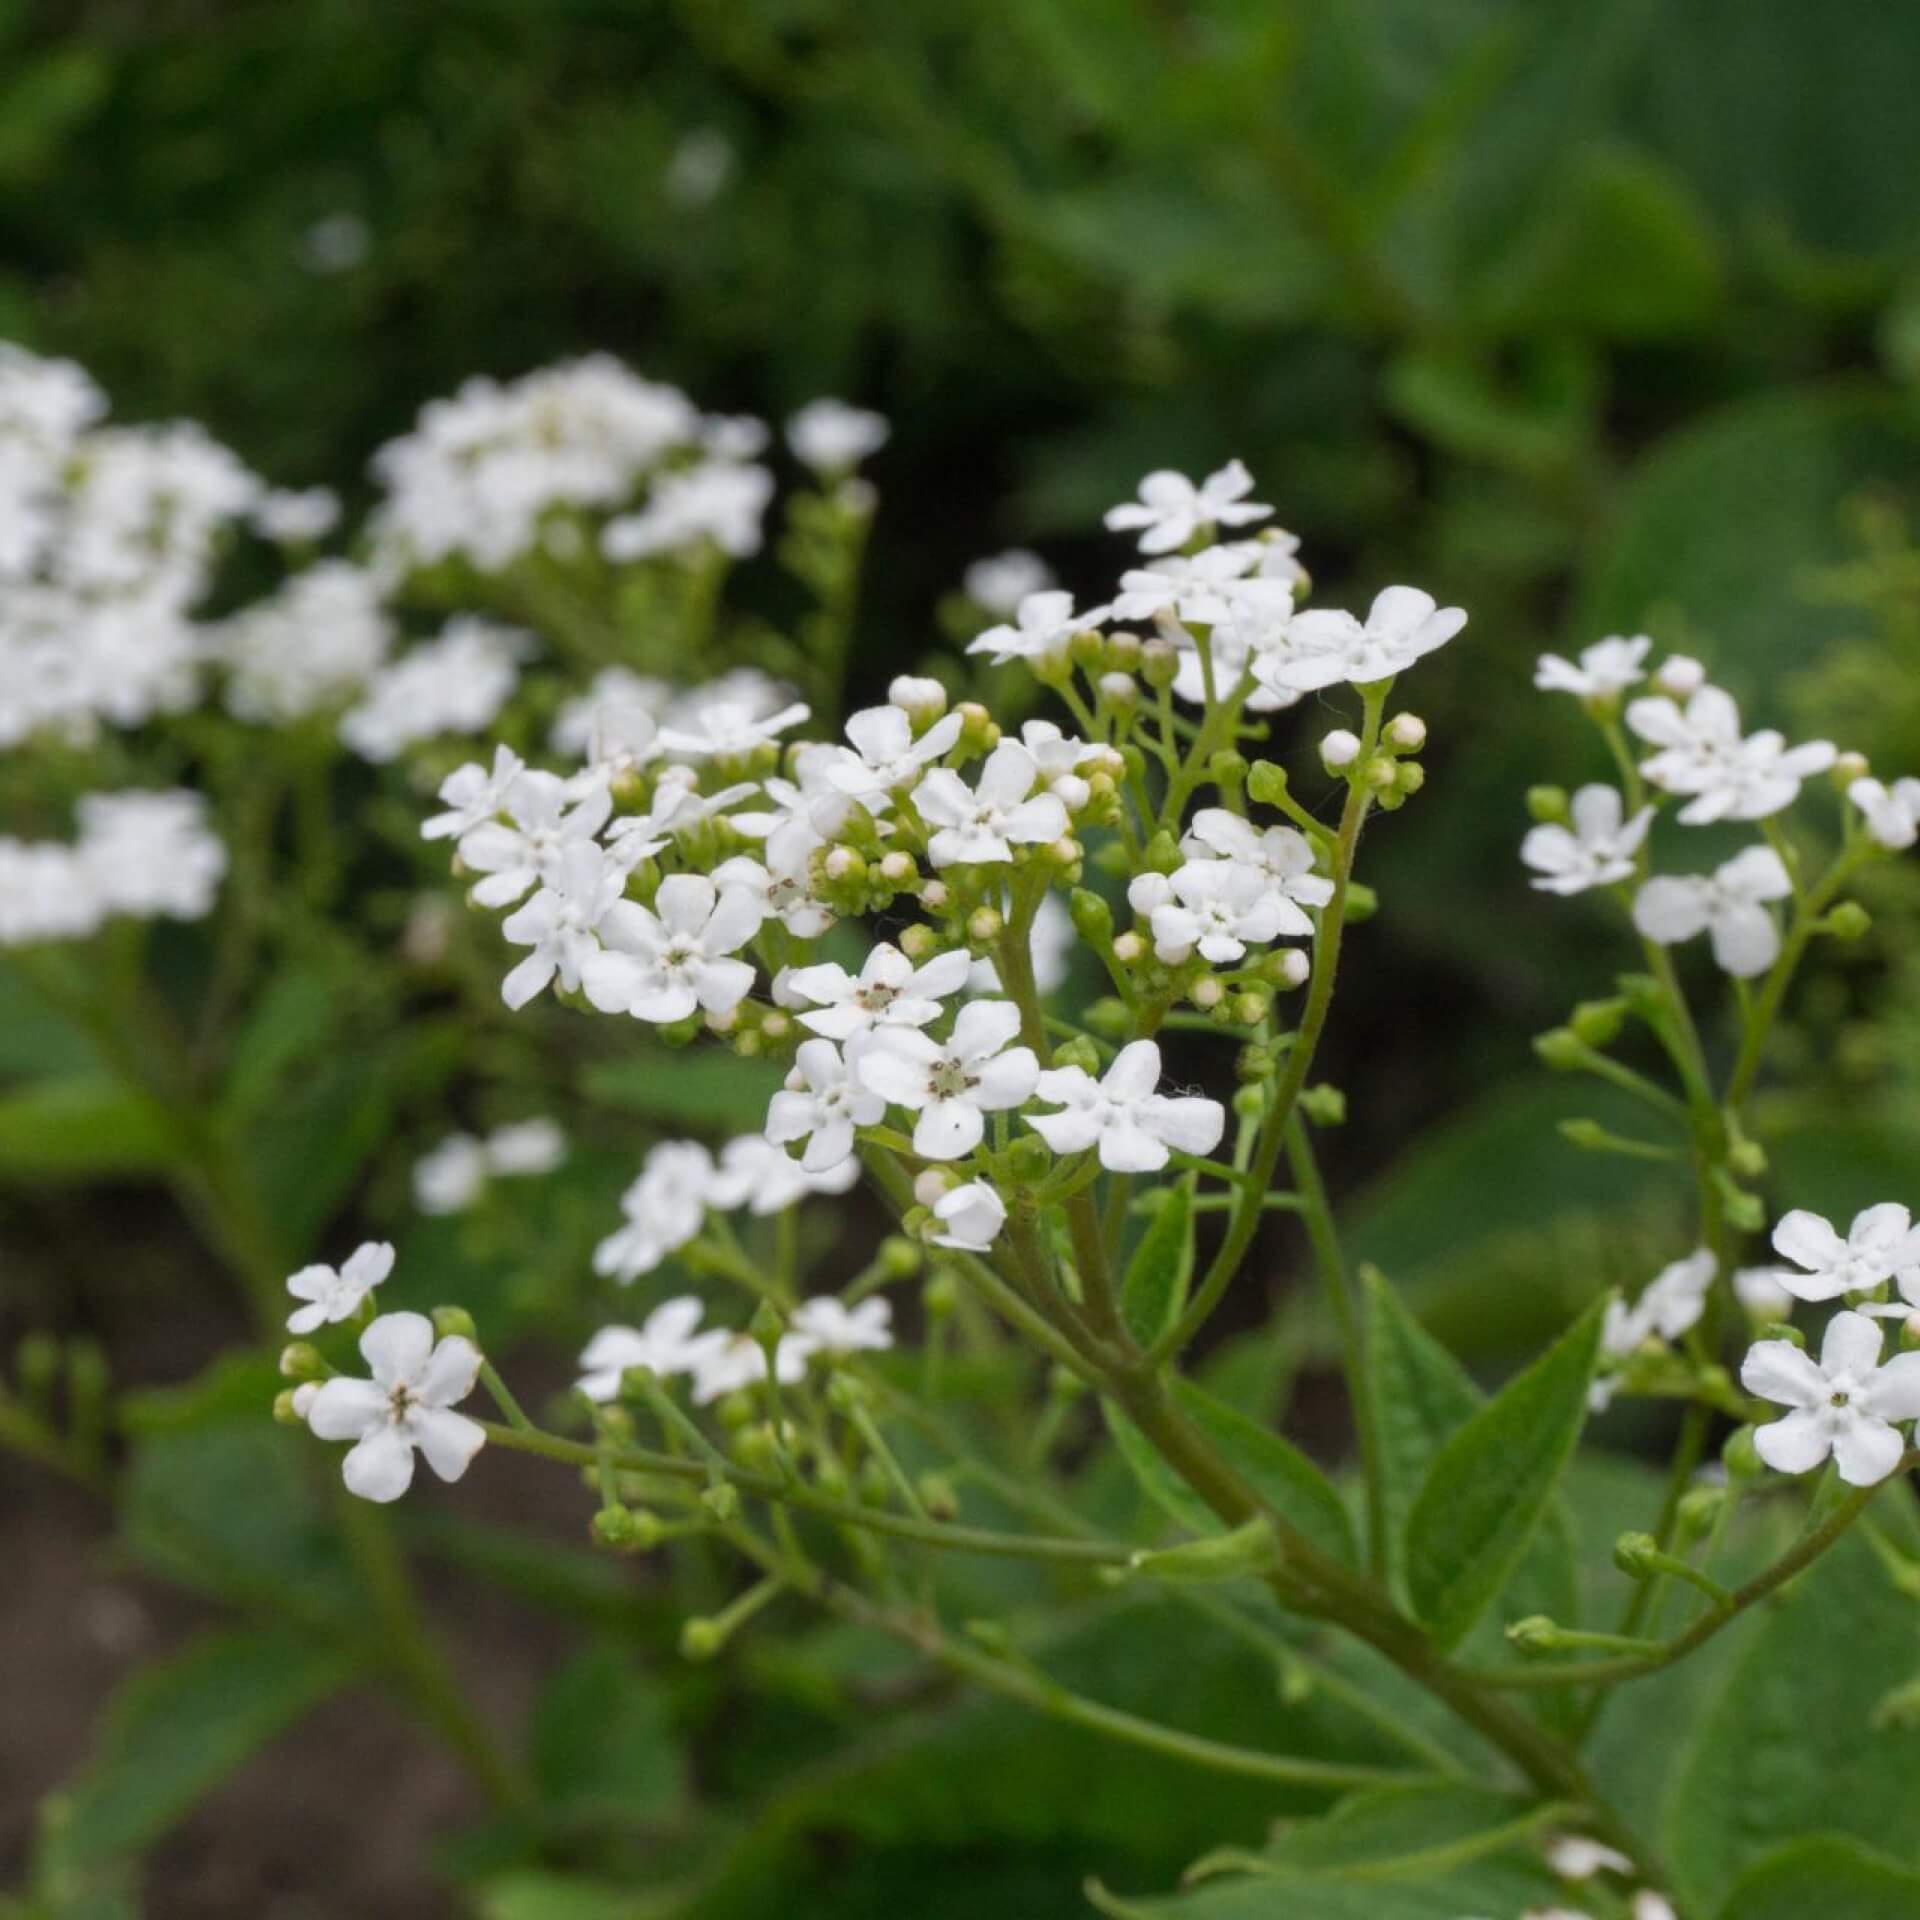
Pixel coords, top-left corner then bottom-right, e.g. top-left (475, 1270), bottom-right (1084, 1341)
top-left (412, 1118), bottom-right (568, 1216)
top-left (0, 790), bottom-right (227, 947)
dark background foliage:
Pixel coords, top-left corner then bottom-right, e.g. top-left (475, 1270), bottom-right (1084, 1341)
top-left (6, 2), bottom-right (1920, 1914)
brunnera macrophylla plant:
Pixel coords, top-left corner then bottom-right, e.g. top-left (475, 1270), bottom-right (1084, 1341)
top-left (266, 452), bottom-right (1920, 1917)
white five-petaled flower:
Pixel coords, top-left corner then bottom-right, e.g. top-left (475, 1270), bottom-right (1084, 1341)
top-left (594, 1142), bottom-right (715, 1282)
top-left (1110, 542), bottom-right (1273, 626)
top-left (1632, 845), bottom-right (1792, 978)
top-left (963, 549), bottom-right (1053, 616)
top-left (581, 874), bottom-right (764, 1023)
top-left (1256, 586), bottom-right (1466, 695)
top-left (285, 1241), bottom-right (394, 1334)
top-left (1029, 1039), bottom-right (1225, 1173)
top-left (826, 703), bottom-right (964, 807)
top-left (1850, 775), bottom-right (1920, 851)
top-left (458, 768), bottom-right (613, 908)
top-left (656, 699), bottom-right (810, 761)
top-left (966, 589), bottom-right (1109, 669)
top-left (707, 1132), bottom-right (859, 1214)
top-left (1103, 460), bottom-right (1271, 554)
top-left (1741, 1311), bottom-right (1920, 1487)
top-left (929, 1179), bottom-right (1006, 1251)
top-left (766, 1037), bottom-right (886, 1171)
top-left (499, 840), bottom-right (629, 1009)
top-left (1146, 860), bottom-right (1294, 964)
top-left (422, 745), bottom-right (526, 842)
top-left (690, 1329), bottom-right (810, 1405)
top-left (786, 398), bottom-right (889, 472)
top-left (913, 741), bottom-right (1069, 868)
top-left (305, 1312), bottom-right (486, 1503)
top-left (1181, 809), bottom-right (1331, 930)
top-left (1533, 636), bottom-right (1650, 701)
top-left (858, 1000), bottom-right (1039, 1159)
top-left (1762, 1204), bottom-right (1920, 1307)
top-left (1625, 686), bottom-right (1835, 823)
top-left (789, 1295), bottom-right (894, 1356)
top-left (1600, 1248), bottom-right (1716, 1367)
top-left (1521, 786), bottom-right (1655, 895)
top-left (785, 942), bottom-right (971, 1040)
top-left (712, 840), bottom-right (835, 939)
top-left (576, 1298), bottom-right (717, 1400)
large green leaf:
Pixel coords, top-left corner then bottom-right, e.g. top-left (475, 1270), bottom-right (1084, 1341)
top-left (1714, 1836), bottom-right (1920, 1920)
top-left (1121, 1179), bottom-right (1194, 1349)
top-left (1402, 1296), bottom-right (1605, 1648)
top-left (1086, 1852), bottom-right (1560, 1919)
top-left (531, 1644), bottom-right (685, 1825)
top-left (579, 1050), bottom-right (778, 1134)
top-left (1662, 1527), bottom-right (1920, 1911)
top-left (45, 1628), bottom-right (351, 1871)
top-left (0, 1076), bottom-right (175, 1179)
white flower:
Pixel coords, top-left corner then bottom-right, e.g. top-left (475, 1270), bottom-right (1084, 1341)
top-left (594, 1142), bottom-right (716, 1281)
top-left (305, 1312), bottom-right (485, 1502)
top-left (1255, 586), bottom-right (1466, 694)
top-left (602, 459), bottom-right (773, 561)
top-left (708, 1133), bottom-right (859, 1213)
top-left (551, 667), bottom-right (672, 759)
top-left (930, 1180), bottom-right (1006, 1251)
top-left (458, 769), bottom-right (613, 908)
top-left (1104, 460), bottom-right (1271, 554)
top-left (1521, 786), bottom-right (1654, 895)
top-left (967, 589), bottom-right (1108, 669)
top-left (1029, 1039), bottom-right (1225, 1173)
top-left (423, 746), bottom-right (526, 843)
top-left (1605, 1249), bottom-right (1716, 1362)
top-left (285, 1241), bottom-right (395, 1334)
top-left (76, 790), bottom-right (227, 922)
top-left (913, 742), bottom-right (1068, 868)
top-left (657, 698), bottom-right (810, 761)
top-left (787, 398), bottom-right (889, 472)
top-left (1181, 809), bottom-right (1331, 930)
top-left (1850, 775), bottom-right (1920, 851)
top-left (825, 703), bottom-right (964, 806)
top-left (1741, 1311), bottom-right (1920, 1487)
top-left (576, 1298), bottom-right (717, 1400)
top-left (690, 1329), bottom-right (810, 1405)
top-left (1764, 1204), bottom-right (1920, 1305)
top-left (0, 839), bottom-right (102, 946)
top-left (581, 875), bottom-right (763, 1023)
top-left (766, 1037), bottom-right (887, 1171)
top-left (712, 839), bottom-right (835, 940)
top-left (1733, 1268), bottom-right (1796, 1322)
top-left (964, 549), bottom-right (1053, 615)
top-left (1545, 1835), bottom-right (1636, 1881)
top-left (1652, 655), bottom-right (1706, 698)
top-left (486, 1118), bottom-right (566, 1176)
top-left (1626, 686), bottom-right (1835, 823)
top-left (1111, 543), bottom-right (1270, 625)
top-left (1632, 846), bottom-right (1792, 977)
top-left (499, 840), bottom-right (628, 1008)
top-left (786, 942), bottom-right (971, 1040)
top-left (253, 486), bottom-right (340, 544)
top-left (339, 617), bottom-right (524, 764)
top-left (857, 1000), bottom-right (1039, 1158)
top-left (789, 1295), bottom-right (893, 1356)
top-left (413, 1135), bottom-right (490, 1215)
top-left (1149, 860), bottom-right (1293, 964)
top-left (1533, 636), bottom-right (1650, 700)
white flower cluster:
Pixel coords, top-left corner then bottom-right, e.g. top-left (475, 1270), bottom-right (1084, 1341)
top-left (0, 790), bottom-right (227, 947)
top-left (0, 345), bottom-right (262, 746)
top-left (576, 1290), bottom-right (893, 1408)
top-left (412, 1118), bottom-right (568, 1216)
top-left (1526, 637), bottom-right (1915, 976)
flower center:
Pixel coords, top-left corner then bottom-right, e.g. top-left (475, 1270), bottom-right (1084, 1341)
top-left (928, 1059), bottom-right (975, 1100)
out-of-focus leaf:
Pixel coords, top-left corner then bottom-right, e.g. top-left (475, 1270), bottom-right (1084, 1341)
top-left (1121, 1179), bottom-right (1194, 1349)
top-left (532, 1644), bottom-right (686, 1824)
top-left (0, 1076), bottom-right (175, 1179)
top-left (0, 960), bottom-right (98, 1078)
top-left (216, 965), bottom-right (346, 1124)
top-left (0, 47), bottom-right (108, 185)
top-left (1712, 1836), bottom-right (1920, 1920)
top-left (579, 1050), bottom-right (778, 1134)
top-left (1663, 1526), bottom-right (1920, 1911)
top-left (46, 1627), bottom-right (351, 1871)
top-left (1403, 1296), bottom-right (1604, 1648)
top-left (1086, 1850), bottom-right (1560, 1918)
top-left (477, 1876), bottom-right (647, 1920)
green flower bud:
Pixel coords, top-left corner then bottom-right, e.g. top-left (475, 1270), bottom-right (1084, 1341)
top-left (272, 1387), bottom-right (304, 1425)
top-left (1232, 991), bottom-right (1270, 1027)
top-left (824, 1372), bottom-right (868, 1416)
top-left (1142, 830), bottom-right (1183, 875)
top-left (1104, 629), bottom-right (1142, 671)
top-left (1722, 1426), bottom-right (1765, 1481)
top-left (680, 1616), bottom-right (727, 1661)
top-left (922, 1272), bottom-right (959, 1318)
top-left (1298, 1083), bottom-right (1346, 1127)
top-left (1069, 887), bottom-right (1114, 946)
top-left (918, 1472), bottom-right (960, 1520)
top-left (1676, 1484), bottom-right (1726, 1539)
top-left (1727, 1137), bottom-right (1768, 1179)
top-left (748, 1299), bottom-right (787, 1349)
top-left (279, 1342), bottom-right (325, 1381)
top-left (1232, 1083), bottom-right (1266, 1121)
top-left (967, 905), bottom-right (1004, 944)
top-left (1613, 1531), bottom-right (1661, 1579)
top-left (1570, 998), bottom-right (1629, 1048)
top-left (432, 1305), bottom-right (478, 1343)
top-left (592, 1505), bottom-right (643, 1551)
top-left (857, 1459), bottom-right (894, 1506)
top-left (1526, 785), bottom-right (1570, 825)
top-left (1052, 1034), bottom-right (1102, 1075)
top-left (1246, 761), bottom-right (1290, 806)
top-left (700, 1481), bottom-right (742, 1523)
top-left (880, 1235), bottom-right (922, 1279)
top-left (1535, 1027), bottom-right (1588, 1071)
top-left (1085, 997), bottom-right (1132, 1038)
top-left (1823, 901), bottom-right (1872, 941)
top-left (1505, 1615), bottom-right (1564, 1655)
top-left (1139, 638), bottom-right (1179, 688)
top-left (1343, 882), bottom-right (1378, 924)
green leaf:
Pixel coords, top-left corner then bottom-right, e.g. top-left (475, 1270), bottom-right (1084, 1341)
top-left (1713, 1836), bottom-right (1920, 1920)
top-left (1663, 1526), bottom-right (1920, 1911)
top-left (1122, 1179), bottom-right (1195, 1349)
top-left (216, 965), bottom-right (346, 1125)
top-left (579, 1049), bottom-right (778, 1133)
top-left (1087, 1851), bottom-right (1560, 1919)
top-left (1402, 1295), bottom-right (1605, 1648)
top-left (0, 959), bottom-right (98, 1078)
top-left (0, 1076), bottom-right (175, 1180)
top-left (476, 1875), bottom-right (646, 1920)
top-left (46, 1628), bottom-right (351, 1870)
top-left (1104, 1382), bottom-right (1354, 1569)
top-left (531, 1644), bottom-right (685, 1823)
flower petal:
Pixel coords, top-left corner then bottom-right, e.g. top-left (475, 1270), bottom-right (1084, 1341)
top-left (1739, 1336), bottom-right (1828, 1410)
top-left (342, 1426), bottom-right (417, 1502)
top-left (1752, 1408), bottom-right (1832, 1476)
top-left (410, 1406), bottom-right (487, 1483)
top-left (360, 1311), bottom-right (435, 1388)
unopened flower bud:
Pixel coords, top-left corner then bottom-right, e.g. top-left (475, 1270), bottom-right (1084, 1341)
top-left (761, 1011), bottom-right (791, 1044)
top-left (1127, 871), bottom-right (1173, 916)
top-left (1902, 1312), bottom-right (1920, 1352)
top-left (1526, 784), bottom-right (1570, 825)
top-left (279, 1342), bottom-right (325, 1381)
top-left (923, 1272), bottom-right (959, 1318)
top-left (1086, 996), bottom-right (1131, 1036)
top-left (1142, 829), bottom-right (1183, 875)
top-left (732, 1423), bottom-right (779, 1471)
top-left (1832, 750), bottom-right (1870, 787)
top-left (904, 903), bottom-right (942, 939)
top-left (918, 1472), bottom-right (960, 1520)
top-left (1140, 638), bottom-right (1179, 687)
top-left (1653, 654), bottom-right (1706, 698)
top-left (967, 906), bottom-right (1003, 943)
top-left (1233, 991), bottom-right (1270, 1026)
top-left (1069, 888), bottom-right (1114, 946)
top-left (1047, 835), bottom-right (1082, 873)
top-left (1098, 671), bottom-right (1138, 709)
top-left (700, 1480), bottom-right (743, 1522)
top-left (1233, 1083), bottom-right (1266, 1120)
top-left (593, 1505), bottom-right (651, 1552)
top-left (888, 674), bottom-right (948, 723)
top-left (1823, 901), bottom-right (1871, 941)
top-left (1722, 1426), bottom-right (1764, 1481)
top-left (1570, 998), bottom-right (1628, 1048)
top-left (1506, 1615), bottom-right (1564, 1655)
top-left (1384, 713), bottom-right (1426, 753)
top-left (1393, 761), bottom-right (1425, 797)
top-left (1266, 948), bottom-right (1311, 989)
top-left (272, 1387), bottom-right (304, 1425)
top-left (1320, 728), bottom-right (1362, 772)
top-left (913, 1167), bottom-right (955, 1208)
top-left (879, 850), bottom-right (917, 885)
top-left (1535, 1027), bottom-right (1588, 1071)
top-left (1613, 1531), bottom-right (1661, 1579)
top-left (1727, 1137), bottom-right (1767, 1178)
top-left (680, 1616), bottom-right (728, 1661)
top-left (1070, 626), bottom-right (1107, 668)
top-left (1052, 1035), bottom-right (1102, 1075)
top-left (1111, 931), bottom-right (1145, 964)
top-left (1190, 976), bottom-right (1224, 1011)
top-left (1246, 761), bottom-right (1289, 806)
top-left (1365, 756), bottom-right (1397, 791)
top-left (879, 1235), bottom-right (921, 1279)
top-left (1676, 1485), bottom-right (1726, 1538)
top-left (1105, 630), bottom-right (1142, 671)
top-left (1298, 1083), bottom-right (1346, 1127)
top-left (1053, 773), bottom-right (1091, 813)
top-left (824, 846), bottom-right (866, 884)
